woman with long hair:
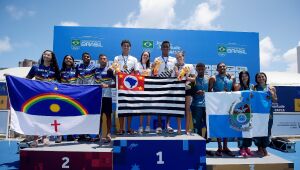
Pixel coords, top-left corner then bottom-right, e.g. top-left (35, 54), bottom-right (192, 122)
top-left (137, 51), bottom-right (152, 134)
top-left (24, 50), bottom-right (60, 147)
top-left (233, 71), bottom-right (254, 157)
top-left (253, 72), bottom-right (277, 157)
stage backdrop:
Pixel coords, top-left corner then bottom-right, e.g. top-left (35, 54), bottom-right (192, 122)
top-left (53, 26), bottom-right (260, 129)
top-left (272, 86), bottom-right (300, 136)
top-left (53, 26), bottom-right (259, 83)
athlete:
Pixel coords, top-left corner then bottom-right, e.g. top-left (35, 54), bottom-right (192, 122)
top-left (191, 62), bottom-right (213, 156)
top-left (94, 54), bottom-right (115, 142)
top-left (23, 50), bottom-right (60, 147)
top-left (233, 71), bottom-right (254, 157)
top-left (175, 51), bottom-right (196, 135)
top-left (114, 40), bottom-right (139, 135)
top-left (253, 72), bottom-right (277, 157)
top-left (137, 51), bottom-right (152, 134)
top-left (153, 41), bottom-right (177, 134)
top-left (55, 54), bottom-right (78, 143)
top-left (76, 52), bottom-right (96, 141)
top-left (208, 62), bottom-right (235, 157)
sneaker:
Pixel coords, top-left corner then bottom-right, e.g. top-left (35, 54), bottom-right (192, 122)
top-left (156, 127), bottom-right (162, 134)
top-left (239, 148), bottom-right (247, 157)
top-left (138, 126), bottom-right (143, 134)
top-left (30, 140), bottom-right (38, 148)
top-left (127, 129), bottom-right (137, 135)
top-left (245, 147), bottom-right (254, 156)
top-left (55, 136), bottom-right (62, 143)
top-left (145, 126), bottom-right (151, 133)
top-left (166, 126), bottom-right (174, 134)
top-left (42, 137), bottom-right (50, 146)
top-left (116, 130), bottom-right (125, 135)
top-left (105, 134), bottom-right (112, 143)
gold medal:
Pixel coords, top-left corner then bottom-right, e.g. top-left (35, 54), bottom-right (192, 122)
top-left (123, 65), bottom-right (128, 69)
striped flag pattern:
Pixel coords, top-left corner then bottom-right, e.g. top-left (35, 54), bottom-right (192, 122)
top-left (158, 70), bottom-right (173, 77)
top-left (117, 73), bottom-right (185, 117)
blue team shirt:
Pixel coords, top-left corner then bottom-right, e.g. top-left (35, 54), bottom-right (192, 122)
top-left (94, 66), bottom-right (115, 98)
top-left (60, 67), bottom-right (78, 84)
top-left (191, 76), bottom-right (209, 107)
top-left (27, 64), bottom-right (57, 82)
top-left (213, 74), bottom-right (233, 92)
top-left (76, 63), bottom-right (96, 85)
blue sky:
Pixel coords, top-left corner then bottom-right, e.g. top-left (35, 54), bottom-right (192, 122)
top-left (0, 0), bottom-right (299, 72)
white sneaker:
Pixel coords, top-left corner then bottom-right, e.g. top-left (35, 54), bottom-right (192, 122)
top-left (42, 136), bottom-right (50, 146)
top-left (156, 127), bottom-right (162, 134)
top-left (145, 126), bottom-right (151, 133)
top-left (138, 126), bottom-right (143, 134)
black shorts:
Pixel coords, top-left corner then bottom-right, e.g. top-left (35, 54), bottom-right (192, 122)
top-left (185, 89), bottom-right (192, 96)
top-left (101, 97), bottom-right (112, 116)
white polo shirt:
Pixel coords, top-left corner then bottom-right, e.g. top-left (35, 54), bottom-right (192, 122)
top-left (154, 56), bottom-right (177, 77)
top-left (114, 55), bottom-right (139, 74)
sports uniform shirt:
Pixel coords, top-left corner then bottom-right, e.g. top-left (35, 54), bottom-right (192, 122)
top-left (60, 67), bottom-right (78, 84)
top-left (27, 64), bottom-right (57, 82)
top-left (94, 66), bottom-right (115, 98)
top-left (76, 63), bottom-right (96, 85)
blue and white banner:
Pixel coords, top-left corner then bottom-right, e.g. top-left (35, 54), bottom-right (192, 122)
top-left (6, 75), bottom-right (102, 135)
top-left (206, 91), bottom-right (272, 138)
top-left (53, 26), bottom-right (260, 84)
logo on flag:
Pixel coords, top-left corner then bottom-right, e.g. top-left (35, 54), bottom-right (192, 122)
top-left (229, 97), bottom-right (252, 131)
top-left (117, 73), bottom-right (185, 117)
top-left (6, 75), bottom-right (102, 135)
top-left (118, 73), bottom-right (144, 91)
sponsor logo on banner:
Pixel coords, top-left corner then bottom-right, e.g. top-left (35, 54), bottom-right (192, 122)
top-left (156, 41), bottom-right (182, 55)
top-left (218, 46), bottom-right (227, 56)
top-left (218, 43), bottom-right (247, 56)
top-left (272, 102), bottom-right (286, 112)
top-left (142, 40), bottom-right (154, 48)
top-left (71, 36), bottom-right (103, 50)
top-left (229, 96), bottom-right (252, 131)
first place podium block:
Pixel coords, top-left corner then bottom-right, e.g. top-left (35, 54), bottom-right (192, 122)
top-left (113, 135), bottom-right (206, 170)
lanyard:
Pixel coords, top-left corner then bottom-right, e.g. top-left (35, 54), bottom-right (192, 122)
top-left (161, 56), bottom-right (168, 70)
top-left (122, 55), bottom-right (128, 69)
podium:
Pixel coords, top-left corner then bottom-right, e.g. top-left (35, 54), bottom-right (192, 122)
top-left (20, 142), bottom-right (112, 170)
top-left (206, 148), bottom-right (294, 170)
top-left (113, 135), bottom-right (206, 170)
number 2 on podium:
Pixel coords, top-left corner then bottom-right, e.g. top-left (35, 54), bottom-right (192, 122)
top-left (156, 151), bottom-right (164, 164)
top-left (62, 157), bottom-right (70, 168)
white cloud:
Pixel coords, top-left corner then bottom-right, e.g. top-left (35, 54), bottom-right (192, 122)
top-left (5, 5), bottom-right (35, 20)
top-left (0, 37), bottom-right (12, 53)
top-left (282, 44), bottom-right (298, 72)
top-left (259, 36), bottom-right (280, 68)
top-left (114, 0), bottom-right (222, 30)
top-left (60, 21), bottom-right (80, 26)
top-left (114, 0), bottom-right (176, 29)
top-left (180, 0), bottom-right (222, 30)
top-left (260, 37), bottom-right (299, 73)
